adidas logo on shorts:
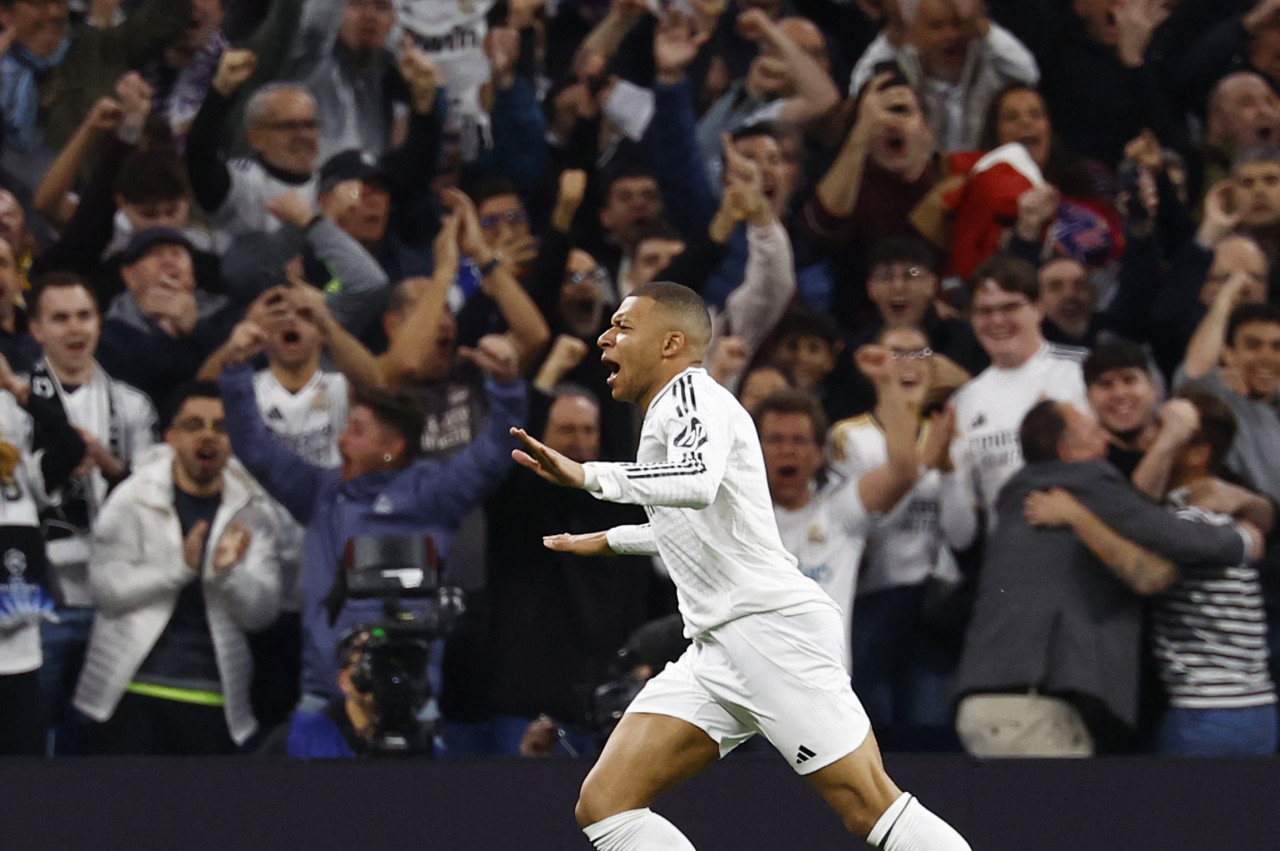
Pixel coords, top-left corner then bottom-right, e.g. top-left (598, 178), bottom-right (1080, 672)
top-left (795, 745), bottom-right (816, 765)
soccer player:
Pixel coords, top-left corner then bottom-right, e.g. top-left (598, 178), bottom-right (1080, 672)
top-left (511, 281), bottom-right (969, 850)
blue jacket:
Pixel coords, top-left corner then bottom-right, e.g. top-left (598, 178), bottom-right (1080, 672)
top-left (219, 363), bottom-right (527, 698)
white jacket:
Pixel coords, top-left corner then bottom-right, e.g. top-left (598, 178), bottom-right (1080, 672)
top-left (73, 447), bottom-right (282, 745)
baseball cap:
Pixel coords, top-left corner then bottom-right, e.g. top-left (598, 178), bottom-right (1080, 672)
top-left (119, 227), bottom-right (193, 266)
top-left (318, 150), bottom-right (389, 194)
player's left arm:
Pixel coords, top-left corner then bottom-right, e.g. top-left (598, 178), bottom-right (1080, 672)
top-left (542, 524), bottom-right (659, 558)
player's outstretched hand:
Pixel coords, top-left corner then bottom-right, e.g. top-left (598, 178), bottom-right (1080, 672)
top-left (510, 427), bottom-right (586, 488)
top-left (542, 531), bottom-right (613, 556)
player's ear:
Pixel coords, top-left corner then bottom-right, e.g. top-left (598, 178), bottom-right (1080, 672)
top-left (662, 330), bottom-right (685, 357)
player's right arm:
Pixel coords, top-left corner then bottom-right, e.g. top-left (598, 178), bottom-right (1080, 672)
top-left (543, 524), bottom-right (660, 558)
top-left (584, 375), bottom-right (733, 509)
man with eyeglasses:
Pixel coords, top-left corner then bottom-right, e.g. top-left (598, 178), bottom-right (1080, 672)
top-left (73, 381), bottom-right (282, 754)
top-left (185, 39), bottom-right (442, 252)
top-left (828, 326), bottom-right (961, 737)
top-left (0, 0), bottom-right (192, 189)
top-left (941, 254), bottom-right (1087, 553)
top-left (837, 236), bottom-right (986, 418)
top-left (472, 180), bottom-right (536, 281)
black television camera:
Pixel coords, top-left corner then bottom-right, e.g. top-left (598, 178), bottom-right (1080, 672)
top-left (330, 535), bottom-right (466, 756)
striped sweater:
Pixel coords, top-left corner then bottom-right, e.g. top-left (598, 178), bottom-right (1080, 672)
top-left (1153, 489), bottom-right (1276, 710)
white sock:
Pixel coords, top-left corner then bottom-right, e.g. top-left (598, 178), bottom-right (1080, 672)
top-left (582, 808), bottom-right (696, 850)
top-left (867, 793), bottom-right (970, 850)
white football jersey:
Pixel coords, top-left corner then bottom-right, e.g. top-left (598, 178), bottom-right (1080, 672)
top-left (944, 343), bottom-right (1086, 548)
top-left (252, 369), bottom-right (349, 468)
top-left (398, 0), bottom-right (495, 158)
top-left (212, 160), bottom-right (319, 252)
top-left (830, 414), bottom-right (955, 595)
top-left (587, 368), bottom-right (836, 637)
top-left (773, 475), bottom-right (868, 671)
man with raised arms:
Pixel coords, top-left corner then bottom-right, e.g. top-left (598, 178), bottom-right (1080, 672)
top-left (511, 281), bottom-right (969, 850)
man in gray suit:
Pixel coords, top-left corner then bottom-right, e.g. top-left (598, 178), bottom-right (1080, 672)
top-left (952, 399), bottom-right (1263, 757)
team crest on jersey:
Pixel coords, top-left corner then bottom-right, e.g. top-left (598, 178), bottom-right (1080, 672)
top-left (672, 417), bottom-right (708, 451)
top-left (806, 524), bottom-right (826, 545)
top-left (373, 495), bottom-right (394, 515)
top-left (311, 390), bottom-right (328, 412)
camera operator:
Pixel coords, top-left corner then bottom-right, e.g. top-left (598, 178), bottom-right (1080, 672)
top-left (260, 624), bottom-right (431, 758)
top-left (216, 320), bottom-right (527, 710)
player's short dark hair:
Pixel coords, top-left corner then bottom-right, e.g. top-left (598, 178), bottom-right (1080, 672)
top-left (1020, 399), bottom-right (1068, 464)
top-left (1227, 302), bottom-right (1280, 346)
top-left (967, 253), bottom-right (1040, 302)
top-left (115, 149), bottom-right (191, 205)
top-left (631, 281), bottom-right (712, 346)
top-left (163, 381), bottom-right (222, 430)
top-left (773, 307), bottom-right (842, 348)
top-left (1174, 385), bottom-right (1238, 474)
top-left (1083, 341), bottom-right (1151, 387)
top-left (868, 236), bottom-right (937, 275)
top-left (752, 388), bottom-right (828, 444)
top-left (351, 384), bottom-right (427, 460)
top-left (28, 271), bottom-right (97, 320)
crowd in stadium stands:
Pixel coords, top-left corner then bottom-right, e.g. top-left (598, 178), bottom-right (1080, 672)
top-left (2, 0), bottom-right (1280, 761)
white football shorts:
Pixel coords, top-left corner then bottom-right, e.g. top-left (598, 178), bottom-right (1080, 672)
top-left (625, 603), bottom-right (871, 775)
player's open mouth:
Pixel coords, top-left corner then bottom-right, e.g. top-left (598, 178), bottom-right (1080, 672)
top-left (195, 446), bottom-right (218, 462)
top-left (282, 330), bottom-right (301, 345)
top-left (603, 357), bottom-right (621, 385)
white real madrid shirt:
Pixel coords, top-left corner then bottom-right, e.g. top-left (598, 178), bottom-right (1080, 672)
top-left (943, 343), bottom-right (1086, 549)
top-left (253, 368), bottom-right (348, 611)
top-left (252, 369), bottom-right (348, 468)
top-left (773, 476), bottom-right (868, 671)
top-left (584, 367), bottom-right (836, 637)
top-left (398, 0), bottom-right (495, 158)
top-left (830, 413), bottom-right (952, 595)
